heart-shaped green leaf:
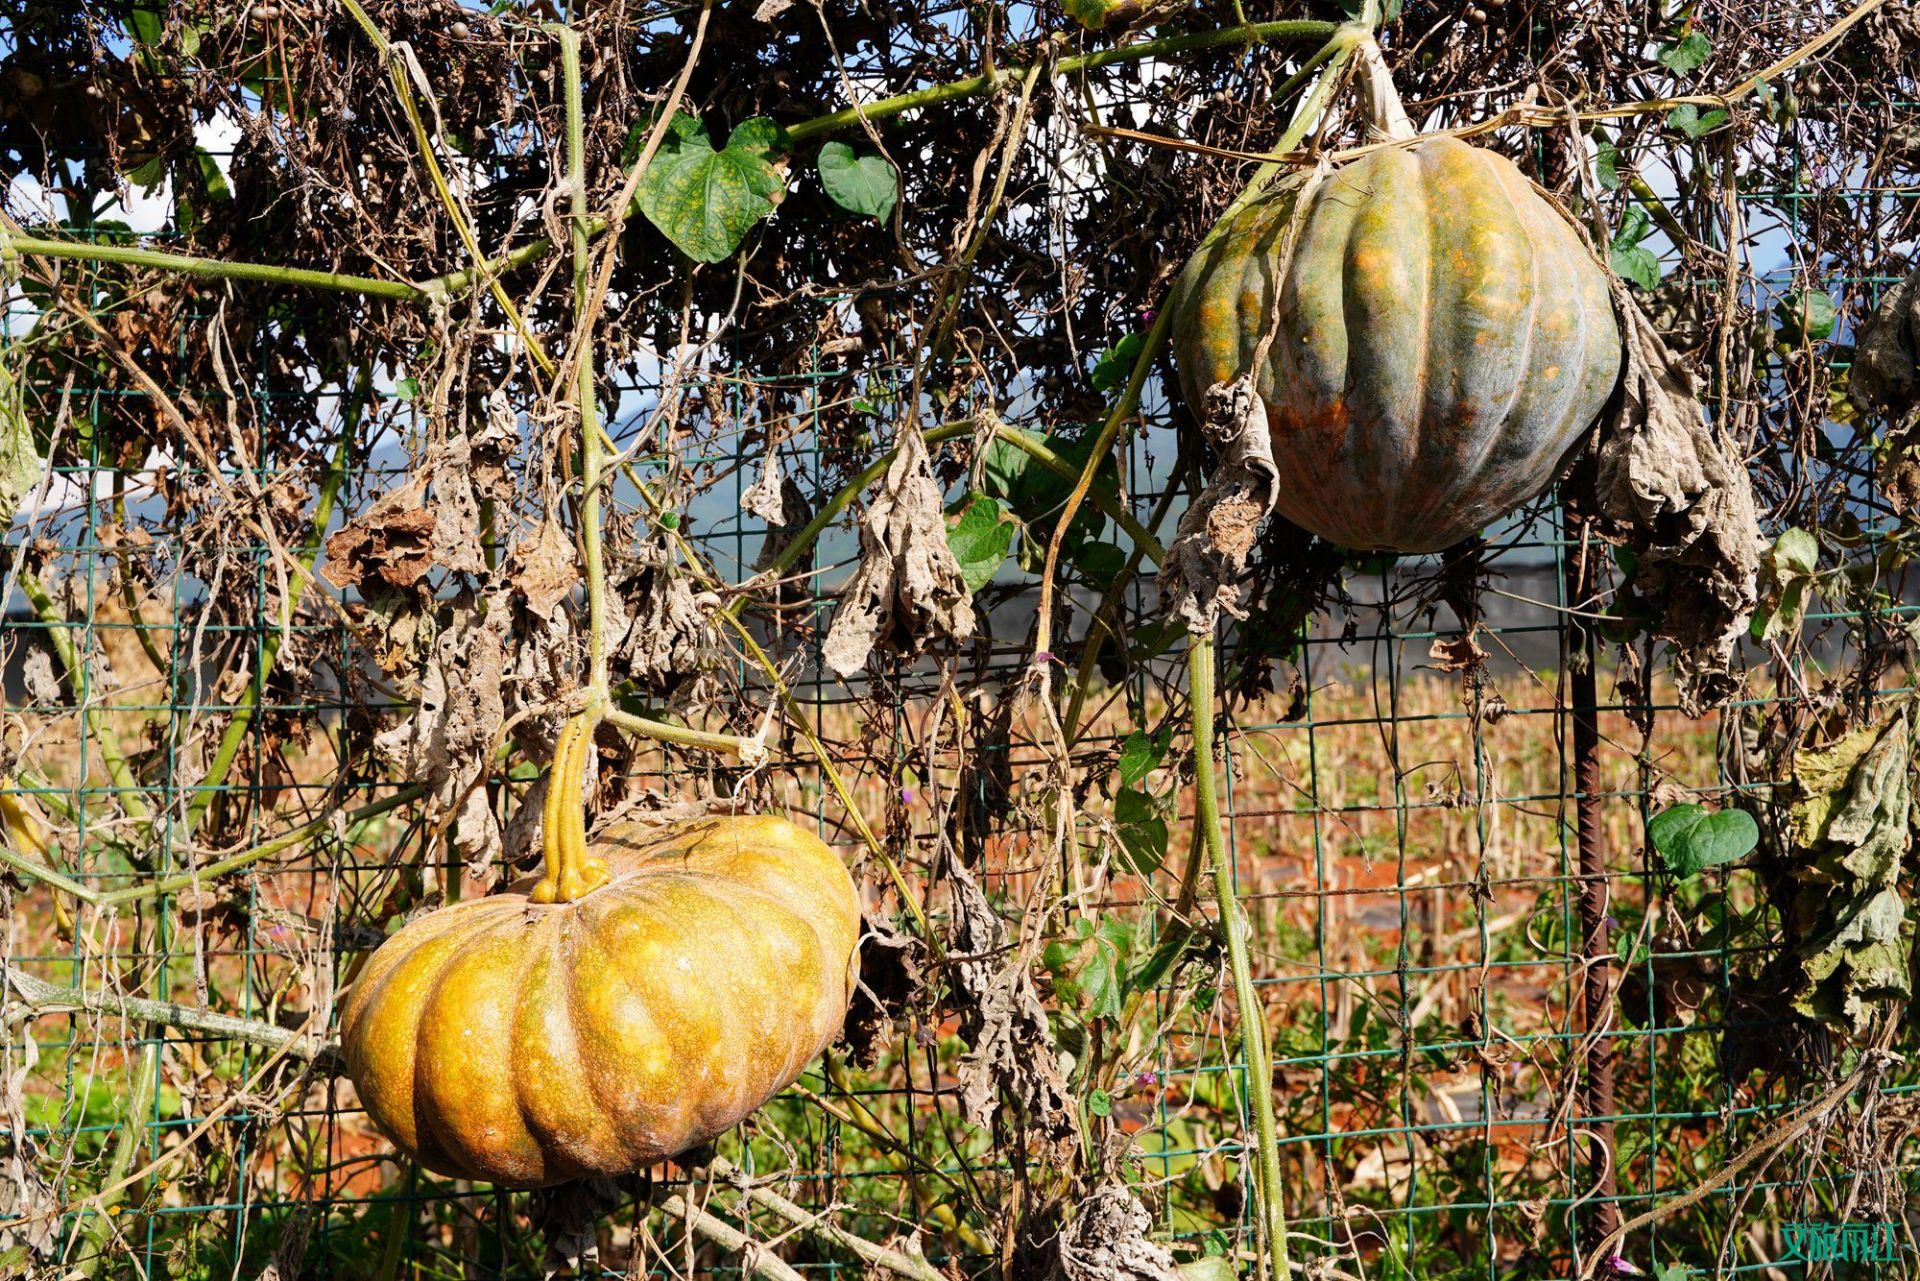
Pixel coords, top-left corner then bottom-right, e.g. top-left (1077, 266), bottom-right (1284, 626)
top-left (1114, 787), bottom-right (1168, 875)
top-left (946, 492), bottom-right (1014, 593)
top-left (1649, 803), bottom-right (1758, 877)
top-left (1775, 289), bottom-right (1837, 343)
top-left (1611, 244), bottom-right (1663, 291)
top-left (1655, 31), bottom-right (1710, 75)
top-left (638, 113), bottom-right (786, 263)
top-left (1667, 103), bottom-right (1729, 139)
top-left (817, 142), bottom-right (898, 221)
top-left (1118, 728), bottom-right (1171, 789)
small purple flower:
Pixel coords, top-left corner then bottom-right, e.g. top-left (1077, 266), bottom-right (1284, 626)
top-left (1032, 651), bottom-right (1056, 666)
top-left (1140, 308), bottom-right (1159, 325)
top-left (1136, 1071), bottom-right (1161, 1089)
top-left (1607, 1255), bottom-right (1643, 1277)
top-left (1604, 915), bottom-right (1620, 930)
top-left (900, 787), bottom-right (916, 805)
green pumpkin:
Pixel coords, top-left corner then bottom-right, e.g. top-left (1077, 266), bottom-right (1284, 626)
top-left (1169, 137), bottom-right (1622, 554)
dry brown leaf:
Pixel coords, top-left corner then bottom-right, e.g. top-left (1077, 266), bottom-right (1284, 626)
top-left (609, 532), bottom-right (718, 688)
top-left (423, 435), bottom-right (488, 579)
top-left (1575, 283), bottom-right (1762, 715)
top-left (822, 424), bottom-right (974, 675)
top-left (740, 448), bottom-right (793, 525)
top-left (945, 852), bottom-right (1073, 1142)
top-left (1852, 262), bottom-right (1919, 418)
top-left (373, 594), bottom-right (509, 876)
top-left (839, 911), bottom-right (929, 1068)
top-left (1160, 376), bottom-right (1278, 634)
top-left (473, 389), bottom-right (521, 501)
top-left (510, 519), bottom-right (579, 617)
top-left (320, 478), bottom-right (437, 592)
top-left (1054, 1184), bottom-right (1182, 1281)
top-left (1427, 632), bottom-right (1487, 674)
top-left (1851, 264), bottom-right (1920, 512)
top-left (1, 1024), bottom-right (56, 1259)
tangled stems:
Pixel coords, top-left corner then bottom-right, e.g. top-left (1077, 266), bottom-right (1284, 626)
top-left (0, 19), bottom-right (1342, 302)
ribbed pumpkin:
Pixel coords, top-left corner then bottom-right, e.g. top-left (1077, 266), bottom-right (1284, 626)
top-left (1169, 135), bottom-right (1622, 553)
top-left (340, 717), bottom-right (861, 1187)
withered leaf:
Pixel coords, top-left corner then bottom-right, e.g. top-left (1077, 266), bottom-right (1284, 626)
top-left (1055, 1184), bottom-right (1183, 1281)
top-left (1782, 709), bottom-right (1912, 1038)
top-left (740, 448), bottom-right (793, 525)
top-left (1, 1025), bottom-right (56, 1259)
top-left (510, 519), bottom-right (579, 617)
top-left (423, 435), bottom-right (488, 579)
top-left (822, 424), bottom-right (974, 675)
top-left (321, 478), bottom-right (437, 592)
top-left (839, 910), bottom-right (929, 1067)
top-left (473, 389), bottom-right (521, 501)
top-left (1852, 262), bottom-right (1919, 419)
top-left (1160, 377), bottom-right (1278, 634)
top-left (1573, 282), bottom-right (1762, 715)
top-left (373, 594), bottom-right (509, 876)
top-left (609, 532), bottom-right (717, 688)
top-left (1427, 632), bottom-right (1487, 675)
top-left (1851, 264), bottom-right (1920, 512)
top-left (945, 852), bottom-right (1073, 1142)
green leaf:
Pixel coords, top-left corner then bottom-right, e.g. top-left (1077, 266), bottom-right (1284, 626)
top-left (394, 376), bottom-right (421, 401)
top-left (195, 148), bottom-right (231, 202)
top-left (1656, 31), bottom-right (1711, 74)
top-left (1751, 527), bottom-right (1819, 643)
top-left (1073, 540), bottom-right (1127, 583)
top-left (1595, 141), bottom-right (1621, 191)
top-left (1091, 331), bottom-right (1146, 392)
top-left (1772, 526), bottom-right (1818, 576)
top-left (1653, 1263), bottom-right (1695, 1281)
top-left (1667, 104), bottom-right (1730, 139)
top-left (1087, 1088), bottom-right (1112, 1117)
top-left (946, 493), bottom-right (1014, 593)
top-left (817, 142), bottom-right (898, 221)
top-left (637, 112), bottom-right (786, 263)
top-left (983, 429), bottom-right (1113, 564)
top-left (125, 155), bottom-right (166, 192)
top-left (129, 6), bottom-right (165, 46)
top-left (1611, 244), bottom-right (1664, 292)
top-left (1118, 728), bottom-right (1171, 788)
top-left (1114, 787), bottom-right (1168, 875)
top-left (1649, 803), bottom-right (1758, 877)
top-left (1611, 205), bottom-right (1652, 248)
top-left (1126, 619), bottom-right (1183, 663)
top-left (1775, 288), bottom-right (1837, 343)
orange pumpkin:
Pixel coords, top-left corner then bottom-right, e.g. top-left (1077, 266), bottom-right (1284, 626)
top-left (340, 717), bottom-right (861, 1187)
top-left (1169, 136), bottom-right (1622, 553)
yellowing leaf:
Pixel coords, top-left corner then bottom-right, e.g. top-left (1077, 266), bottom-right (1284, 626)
top-left (638, 113), bottom-right (786, 263)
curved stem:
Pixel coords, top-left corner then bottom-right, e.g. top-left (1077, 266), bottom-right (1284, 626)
top-left (0, 231), bottom-right (422, 299)
top-left (786, 20), bottom-right (1340, 143)
top-left (550, 23), bottom-right (610, 694)
top-left (530, 714), bottom-right (608, 904)
top-left (1189, 633), bottom-right (1289, 1281)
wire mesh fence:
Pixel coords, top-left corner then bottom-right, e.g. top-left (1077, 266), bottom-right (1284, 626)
top-left (3, 2), bottom-right (1920, 1280)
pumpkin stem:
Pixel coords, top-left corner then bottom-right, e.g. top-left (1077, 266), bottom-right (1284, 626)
top-left (1354, 36), bottom-right (1416, 142)
top-left (530, 714), bottom-right (611, 904)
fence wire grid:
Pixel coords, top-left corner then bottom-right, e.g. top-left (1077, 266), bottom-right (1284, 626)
top-left (3, 2), bottom-right (1920, 1280)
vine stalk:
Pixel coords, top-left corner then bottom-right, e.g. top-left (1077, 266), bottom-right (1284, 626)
top-left (1189, 633), bottom-right (1289, 1281)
